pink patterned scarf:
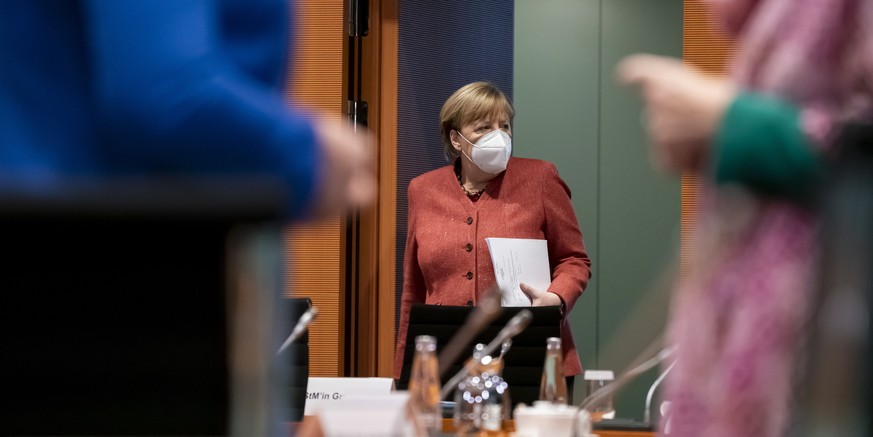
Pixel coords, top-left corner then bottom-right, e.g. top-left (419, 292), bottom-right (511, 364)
top-left (715, 0), bottom-right (873, 120)
top-left (662, 1), bottom-right (873, 436)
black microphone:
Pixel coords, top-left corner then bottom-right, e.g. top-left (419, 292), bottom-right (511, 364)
top-left (277, 307), bottom-right (318, 355)
top-left (439, 309), bottom-right (533, 400)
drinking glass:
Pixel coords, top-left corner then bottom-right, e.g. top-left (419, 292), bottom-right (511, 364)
top-left (583, 370), bottom-right (615, 422)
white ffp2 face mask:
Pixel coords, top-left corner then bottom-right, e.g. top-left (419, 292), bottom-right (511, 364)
top-left (457, 129), bottom-right (512, 174)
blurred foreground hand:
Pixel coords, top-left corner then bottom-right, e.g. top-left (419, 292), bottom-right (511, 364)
top-left (616, 54), bottom-right (737, 174)
top-left (310, 114), bottom-right (377, 219)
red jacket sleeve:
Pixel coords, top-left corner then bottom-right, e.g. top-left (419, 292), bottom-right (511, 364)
top-left (541, 163), bottom-right (591, 313)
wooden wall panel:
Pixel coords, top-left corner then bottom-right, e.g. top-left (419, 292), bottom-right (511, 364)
top-left (683, 1), bottom-right (735, 74)
top-left (375, 0), bottom-right (398, 378)
top-left (681, 0), bottom-right (735, 276)
top-left (285, 0), bottom-right (344, 110)
top-left (284, 220), bottom-right (342, 377)
top-left (283, 0), bottom-right (345, 377)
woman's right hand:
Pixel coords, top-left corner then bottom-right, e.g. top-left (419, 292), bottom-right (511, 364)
top-left (519, 283), bottom-right (562, 307)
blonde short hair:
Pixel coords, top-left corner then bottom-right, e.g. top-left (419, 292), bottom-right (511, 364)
top-left (439, 81), bottom-right (515, 161)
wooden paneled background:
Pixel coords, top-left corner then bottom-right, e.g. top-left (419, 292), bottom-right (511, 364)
top-left (282, 0), bottom-right (345, 377)
top-left (681, 0), bottom-right (735, 276)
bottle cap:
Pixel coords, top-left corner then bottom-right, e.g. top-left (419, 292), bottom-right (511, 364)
top-left (415, 335), bottom-right (436, 344)
top-left (415, 335), bottom-right (437, 351)
top-left (583, 370), bottom-right (614, 381)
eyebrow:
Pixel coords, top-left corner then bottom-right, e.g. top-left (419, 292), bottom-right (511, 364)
top-left (471, 116), bottom-right (510, 125)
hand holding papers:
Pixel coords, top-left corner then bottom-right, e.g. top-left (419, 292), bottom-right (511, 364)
top-left (485, 238), bottom-right (551, 307)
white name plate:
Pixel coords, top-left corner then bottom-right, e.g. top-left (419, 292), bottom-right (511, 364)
top-left (316, 392), bottom-right (415, 437)
top-left (303, 377), bottom-right (395, 416)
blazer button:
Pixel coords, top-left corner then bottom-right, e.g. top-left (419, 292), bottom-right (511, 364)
top-left (465, 243), bottom-right (473, 252)
top-left (466, 300), bottom-right (474, 307)
top-left (466, 271), bottom-right (473, 280)
top-left (466, 217), bottom-right (473, 225)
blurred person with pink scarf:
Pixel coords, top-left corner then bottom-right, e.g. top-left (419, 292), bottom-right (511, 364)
top-left (617, 0), bottom-right (873, 436)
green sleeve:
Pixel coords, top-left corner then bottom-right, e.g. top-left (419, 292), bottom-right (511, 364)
top-left (713, 92), bottom-right (823, 201)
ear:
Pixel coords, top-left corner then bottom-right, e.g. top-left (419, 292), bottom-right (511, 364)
top-left (449, 130), bottom-right (462, 151)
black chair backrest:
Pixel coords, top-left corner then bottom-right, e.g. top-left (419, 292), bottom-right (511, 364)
top-left (397, 304), bottom-right (562, 409)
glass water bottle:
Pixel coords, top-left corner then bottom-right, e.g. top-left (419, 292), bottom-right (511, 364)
top-left (539, 337), bottom-right (568, 404)
top-left (454, 345), bottom-right (511, 436)
top-left (408, 335), bottom-right (441, 435)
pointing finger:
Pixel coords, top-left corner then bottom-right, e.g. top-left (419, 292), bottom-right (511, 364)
top-left (616, 54), bottom-right (685, 86)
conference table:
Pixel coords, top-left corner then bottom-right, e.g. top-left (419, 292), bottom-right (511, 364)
top-left (439, 418), bottom-right (655, 437)
top-left (296, 417), bottom-right (655, 437)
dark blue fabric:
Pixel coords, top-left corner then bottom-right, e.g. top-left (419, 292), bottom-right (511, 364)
top-left (0, 0), bottom-right (320, 218)
top-left (395, 0), bottom-right (514, 333)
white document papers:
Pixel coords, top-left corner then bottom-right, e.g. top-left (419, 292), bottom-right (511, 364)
top-left (485, 238), bottom-right (551, 307)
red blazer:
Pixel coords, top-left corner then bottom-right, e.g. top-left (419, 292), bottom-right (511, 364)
top-left (394, 157), bottom-right (592, 378)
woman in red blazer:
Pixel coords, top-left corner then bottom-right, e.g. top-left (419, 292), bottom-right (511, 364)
top-left (394, 82), bottom-right (592, 390)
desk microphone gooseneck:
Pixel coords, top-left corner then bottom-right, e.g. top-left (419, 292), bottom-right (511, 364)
top-left (644, 359), bottom-right (676, 424)
top-left (573, 342), bottom-right (676, 436)
top-left (277, 307), bottom-right (318, 355)
top-left (578, 344), bottom-right (676, 412)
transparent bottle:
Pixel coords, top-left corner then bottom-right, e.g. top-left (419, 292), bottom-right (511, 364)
top-left (453, 345), bottom-right (511, 436)
top-left (408, 335), bottom-right (441, 435)
top-left (539, 337), bottom-right (568, 404)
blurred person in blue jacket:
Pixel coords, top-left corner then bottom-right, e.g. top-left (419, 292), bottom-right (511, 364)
top-left (0, 0), bottom-right (374, 218)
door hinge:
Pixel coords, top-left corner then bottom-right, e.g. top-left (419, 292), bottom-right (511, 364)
top-left (347, 100), bottom-right (369, 128)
